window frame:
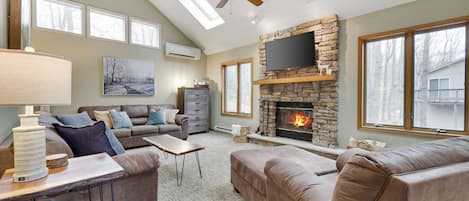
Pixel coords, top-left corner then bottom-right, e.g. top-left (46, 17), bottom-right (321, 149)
top-left (129, 17), bottom-right (161, 49)
top-left (87, 6), bottom-right (128, 43)
top-left (221, 58), bottom-right (253, 118)
top-left (358, 16), bottom-right (469, 138)
top-left (32, 0), bottom-right (85, 36)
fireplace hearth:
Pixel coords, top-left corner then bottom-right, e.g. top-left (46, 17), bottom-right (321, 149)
top-left (276, 102), bottom-right (313, 141)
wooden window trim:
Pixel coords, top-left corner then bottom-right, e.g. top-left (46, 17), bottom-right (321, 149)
top-left (358, 15), bottom-right (469, 138)
top-left (221, 58), bottom-right (253, 118)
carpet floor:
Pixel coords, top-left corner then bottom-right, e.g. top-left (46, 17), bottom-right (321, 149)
top-left (157, 131), bottom-right (263, 201)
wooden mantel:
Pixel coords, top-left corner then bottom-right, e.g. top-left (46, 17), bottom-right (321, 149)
top-left (253, 75), bottom-right (336, 85)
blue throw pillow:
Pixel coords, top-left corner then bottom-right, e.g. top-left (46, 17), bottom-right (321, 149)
top-left (103, 124), bottom-right (125, 155)
top-left (110, 111), bottom-right (133, 129)
top-left (147, 109), bottom-right (166, 125)
top-left (53, 121), bottom-right (116, 157)
top-left (56, 112), bottom-right (94, 127)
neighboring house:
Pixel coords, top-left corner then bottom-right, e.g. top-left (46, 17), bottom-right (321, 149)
top-left (415, 59), bottom-right (465, 131)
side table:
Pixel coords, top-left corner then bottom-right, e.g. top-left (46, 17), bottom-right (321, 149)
top-left (0, 153), bottom-right (124, 201)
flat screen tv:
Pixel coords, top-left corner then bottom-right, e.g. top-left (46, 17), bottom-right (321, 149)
top-left (265, 32), bottom-right (316, 71)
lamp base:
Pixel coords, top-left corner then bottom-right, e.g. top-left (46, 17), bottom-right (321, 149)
top-left (12, 109), bottom-right (49, 183)
top-left (13, 167), bottom-right (48, 183)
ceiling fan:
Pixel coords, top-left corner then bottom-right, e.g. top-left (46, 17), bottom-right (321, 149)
top-left (216, 0), bottom-right (263, 8)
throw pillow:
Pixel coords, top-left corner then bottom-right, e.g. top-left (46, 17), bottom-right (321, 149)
top-left (39, 112), bottom-right (63, 128)
top-left (103, 124), bottom-right (125, 155)
top-left (110, 111), bottom-right (133, 129)
top-left (94, 110), bottom-right (114, 128)
top-left (56, 112), bottom-right (94, 127)
top-left (53, 121), bottom-right (116, 157)
top-left (165, 109), bottom-right (179, 124)
top-left (147, 109), bottom-right (166, 125)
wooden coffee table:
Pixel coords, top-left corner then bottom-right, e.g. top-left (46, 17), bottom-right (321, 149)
top-left (0, 153), bottom-right (124, 201)
top-left (143, 134), bottom-right (204, 186)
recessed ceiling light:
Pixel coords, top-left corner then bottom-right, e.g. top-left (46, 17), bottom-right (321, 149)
top-left (179, 0), bottom-right (225, 30)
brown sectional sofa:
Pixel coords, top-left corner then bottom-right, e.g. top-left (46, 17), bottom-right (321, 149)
top-left (78, 104), bottom-right (189, 149)
top-left (232, 137), bottom-right (469, 201)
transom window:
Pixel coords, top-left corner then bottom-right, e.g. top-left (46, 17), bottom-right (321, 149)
top-left (359, 17), bottom-right (468, 136)
top-left (34, 0), bottom-right (84, 35)
top-left (130, 18), bottom-right (161, 48)
top-left (221, 59), bottom-right (253, 118)
top-left (88, 7), bottom-right (127, 42)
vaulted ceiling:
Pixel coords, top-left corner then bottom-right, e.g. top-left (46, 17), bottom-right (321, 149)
top-left (150, 0), bottom-right (415, 55)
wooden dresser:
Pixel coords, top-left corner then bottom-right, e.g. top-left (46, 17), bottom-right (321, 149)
top-left (177, 87), bottom-right (210, 134)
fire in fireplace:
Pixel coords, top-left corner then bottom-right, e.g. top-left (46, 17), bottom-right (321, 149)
top-left (276, 102), bottom-right (313, 141)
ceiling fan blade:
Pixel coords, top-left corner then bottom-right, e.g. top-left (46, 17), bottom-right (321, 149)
top-left (248, 0), bottom-right (263, 6)
top-left (216, 0), bottom-right (229, 8)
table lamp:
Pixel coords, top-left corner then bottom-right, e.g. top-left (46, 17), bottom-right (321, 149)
top-left (0, 48), bottom-right (72, 182)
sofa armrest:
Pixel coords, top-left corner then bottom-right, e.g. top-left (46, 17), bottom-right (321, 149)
top-left (378, 161), bottom-right (469, 201)
top-left (265, 158), bottom-right (333, 201)
top-left (336, 148), bottom-right (370, 172)
top-left (175, 114), bottom-right (189, 140)
top-left (112, 147), bottom-right (159, 177)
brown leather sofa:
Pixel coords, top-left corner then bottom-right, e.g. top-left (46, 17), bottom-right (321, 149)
top-left (78, 104), bottom-right (189, 149)
top-left (232, 137), bottom-right (469, 201)
top-left (0, 115), bottom-right (160, 201)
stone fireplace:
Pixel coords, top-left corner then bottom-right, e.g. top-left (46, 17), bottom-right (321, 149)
top-left (257, 14), bottom-right (339, 148)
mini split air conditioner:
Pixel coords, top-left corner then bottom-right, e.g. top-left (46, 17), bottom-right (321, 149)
top-left (165, 42), bottom-right (201, 60)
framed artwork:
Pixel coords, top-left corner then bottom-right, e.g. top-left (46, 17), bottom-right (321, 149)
top-left (103, 56), bottom-right (155, 96)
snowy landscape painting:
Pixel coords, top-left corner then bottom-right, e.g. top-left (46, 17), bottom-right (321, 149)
top-left (103, 56), bottom-right (155, 96)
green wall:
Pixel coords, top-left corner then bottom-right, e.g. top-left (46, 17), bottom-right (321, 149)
top-left (30, 0), bottom-right (207, 115)
top-left (206, 44), bottom-right (260, 132)
top-left (207, 0), bottom-right (469, 148)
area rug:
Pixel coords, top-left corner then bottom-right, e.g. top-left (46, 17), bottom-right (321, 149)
top-left (157, 131), bottom-right (263, 201)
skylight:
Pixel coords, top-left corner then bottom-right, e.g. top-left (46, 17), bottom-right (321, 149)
top-left (179, 0), bottom-right (224, 30)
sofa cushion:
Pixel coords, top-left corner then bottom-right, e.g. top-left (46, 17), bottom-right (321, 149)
top-left (131, 117), bottom-right (148, 125)
top-left (110, 111), bottom-right (133, 129)
top-left (112, 128), bottom-right (131, 138)
top-left (157, 124), bottom-right (180, 133)
top-left (333, 136), bottom-right (469, 201)
top-left (56, 112), bottom-right (94, 127)
top-left (147, 109), bottom-right (166, 125)
top-left (39, 112), bottom-right (63, 128)
top-left (131, 125), bottom-right (159, 136)
top-left (165, 109), bottom-right (179, 124)
top-left (78, 106), bottom-right (121, 120)
top-left (148, 104), bottom-right (175, 112)
top-left (54, 121), bottom-right (116, 157)
top-left (231, 145), bottom-right (337, 196)
top-left (122, 105), bottom-right (148, 118)
top-left (94, 110), bottom-right (114, 128)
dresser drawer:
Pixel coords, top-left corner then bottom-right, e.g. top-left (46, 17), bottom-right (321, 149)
top-left (185, 89), bottom-right (209, 96)
top-left (186, 94), bottom-right (209, 102)
top-left (187, 101), bottom-right (208, 109)
top-left (188, 115), bottom-right (208, 122)
top-left (185, 107), bottom-right (208, 115)
top-left (189, 120), bottom-right (209, 133)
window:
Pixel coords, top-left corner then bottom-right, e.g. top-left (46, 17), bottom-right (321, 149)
top-left (413, 26), bottom-right (466, 131)
top-left (34, 0), bottom-right (83, 34)
top-left (130, 18), bottom-right (160, 48)
top-left (365, 36), bottom-right (405, 126)
top-left (88, 7), bottom-right (127, 42)
top-left (358, 16), bottom-right (469, 136)
top-left (178, 0), bottom-right (224, 30)
top-left (222, 59), bottom-right (253, 117)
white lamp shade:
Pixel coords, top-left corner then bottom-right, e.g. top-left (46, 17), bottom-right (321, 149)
top-left (0, 49), bottom-right (72, 106)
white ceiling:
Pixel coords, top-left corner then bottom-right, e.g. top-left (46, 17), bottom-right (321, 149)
top-left (150, 0), bottom-right (415, 55)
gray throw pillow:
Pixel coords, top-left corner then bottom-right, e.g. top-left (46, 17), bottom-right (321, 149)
top-left (56, 112), bottom-right (94, 127)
